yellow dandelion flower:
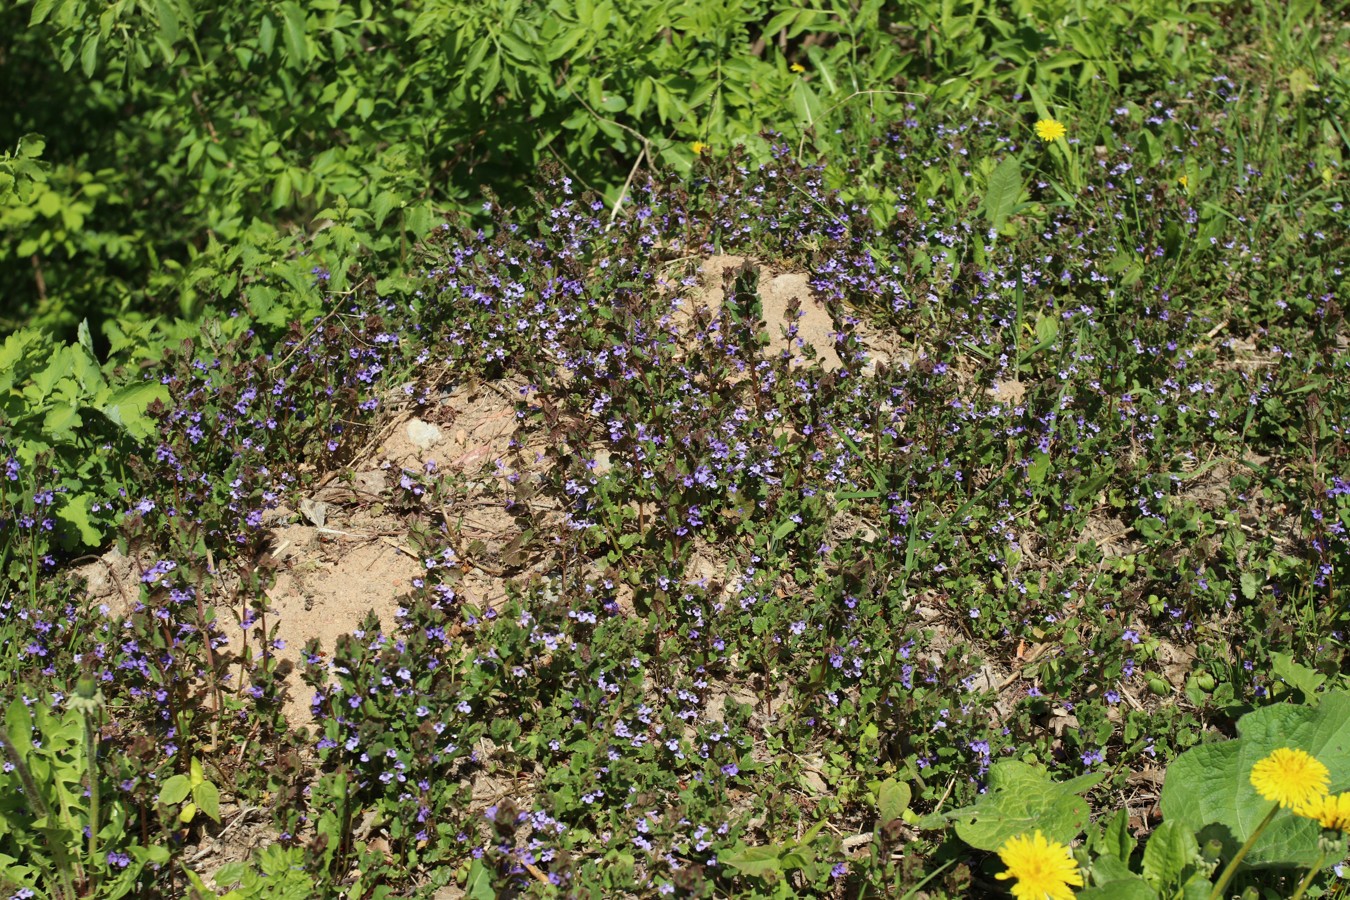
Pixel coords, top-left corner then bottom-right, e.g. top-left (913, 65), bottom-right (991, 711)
top-left (1297, 792), bottom-right (1350, 831)
top-left (1034, 118), bottom-right (1067, 143)
top-left (790, 63), bottom-right (806, 73)
top-left (1250, 748), bottom-right (1330, 809)
top-left (691, 141), bottom-right (709, 155)
top-left (1177, 175), bottom-right (1188, 189)
top-left (996, 831), bottom-right (1083, 900)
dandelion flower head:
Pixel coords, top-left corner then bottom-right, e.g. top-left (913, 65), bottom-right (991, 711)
top-left (1250, 747), bottom-right (1330, 809)
top-left (1298, 791), bottom-right (1350, 832)
top-left (1034, 118), bottom-right (1067, 142)
top-left (996, 830), bottom-right (1083, 900)
top-left (691, 141), bottom-right (709, 155)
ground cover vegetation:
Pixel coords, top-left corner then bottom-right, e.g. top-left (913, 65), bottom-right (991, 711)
top-left (1, 0), bottom-right (1348, 896)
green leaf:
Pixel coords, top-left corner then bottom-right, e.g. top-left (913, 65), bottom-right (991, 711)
top-left (271, 170), bottom-right (292, 210)
top-left (19, 133), bottom-right (46, 160)
top-left (876, 778), bottom-right (911, 824)
top-left (773, 520), bottom-right (798, 540)
top-left (1271, 651), bottom-right (1327, 702)
top-left (43, 402), bottom-right (81, 440)
top-left (1160, 694), bottom-right (1350, 868)
top-left (81, 34), bottom-right (99, 78)
top-left (1028, 452), bottom-right (1051, 486)
top-left (946, 760), bottom-right (1101, 851)
top-left (158, 774), bottom-right (192, 806)
top-left (983, 155), bottom-right (1023, 231)
top-left (30, 0), bottom-right (61, 26)
top-left (1088, 853), bottom-right (1141, 886)
top-left (57, 493), bottom-right (102, 547)
top-left (280, 2), bottom-right (309, 67)
top-left (5, 697), bottom-right (35, 760)
top-left (1102, 807), bottom-right (1134, 863)
top-left (102, 381), bottom-right (170, 439)
top-left (155, 0), bottom-right (180, 45)
top-left (463, 858), bottom-right (495, 900)
top-left (258, 15), bottom-right (276, 56)
top-left (721, 843), bottom-right (785, 877)
top-left (790, 78), bottom-right (822, 130)
top-left (333, 84), bottom-right (358, 120)
top-left (194, 780), bottom-right (221, 823)
top-left (1239, 571), bottom-right (1259, 600)
top-left (1141, 820), bottom-right (1196, 891)
top-left (1079, 876), bottom-right (1160, 900)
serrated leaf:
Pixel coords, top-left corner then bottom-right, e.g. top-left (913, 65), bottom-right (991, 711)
top-left (983, 155), bottom-right (1023, 231)
top-left (5, 698), bottom-right (34, 759)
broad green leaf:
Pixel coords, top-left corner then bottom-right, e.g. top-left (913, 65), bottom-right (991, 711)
top-left (194, 781), bottom-right (221, 823)
top-left (1079, 876), bottom-right (1159, 900)
top-left (1161, 694), bottom-right (1350, 868)
top-left (43, 402), bottom-right (81, 440)
top-left (876, 778), bottom-right (911, 824)
top-left (56, 493), bottom-right (102, 546)
top-left (721, 843), bottom-right (785, 877)
top-left (102, 381), bottom-right (170, 439)
top-left (947, 760), bottom-right (1101, 850)
top-left (29, 345), bottom-right (71, 399)
top-left (1088, 853), bottom-right (1140, 886)
top-left (19, 134), bottom-right (46, 159)
top-left (983, 155), bottom-right (1022, 232)
top-left (1028, 452), bottom-right (1050, 486)
top-left (155, 0), bottom-right (180, 45)
top-left (159, 774), bottom-right (192, 806)
top-left (1141, 820), bottom-right (1195, 890)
